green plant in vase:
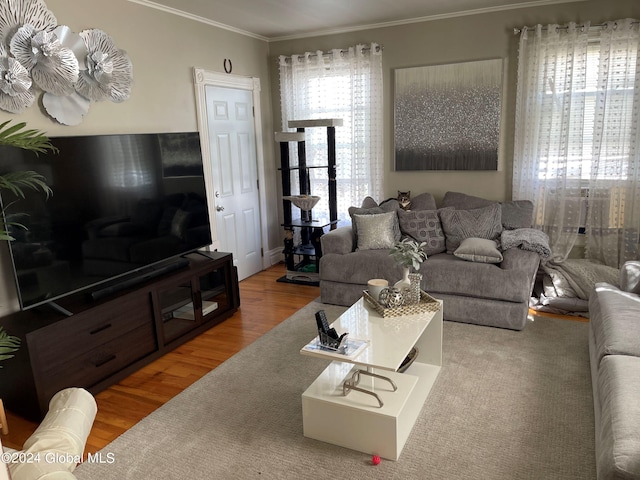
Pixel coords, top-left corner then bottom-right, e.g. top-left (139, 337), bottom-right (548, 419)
top-left (389, 238), bottom-right (428, 292)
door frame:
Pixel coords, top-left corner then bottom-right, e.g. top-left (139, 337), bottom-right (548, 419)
top-left (193, 68), bottom-right (268, 270)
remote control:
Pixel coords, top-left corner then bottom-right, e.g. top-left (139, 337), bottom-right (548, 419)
top-left (315, 310), bottom-right (330, 334)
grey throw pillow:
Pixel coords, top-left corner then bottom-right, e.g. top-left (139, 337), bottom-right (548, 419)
top-left (454, 237), bottom-right (503, 263)
top-left (353, 212), bottom-right (398, 251)
top-left (398, 208), bottom-right (450, 255)
top-left (439, 203), bottom-right (503, 253)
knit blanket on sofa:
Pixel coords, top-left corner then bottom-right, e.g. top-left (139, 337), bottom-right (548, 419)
top-left (542, 259), bottom-right (619, 301)
top-left (501, 228), bottom-right (552, 259)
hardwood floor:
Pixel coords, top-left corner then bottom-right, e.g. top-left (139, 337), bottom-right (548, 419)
top-left (2, 265), bottom-right (584, 454)
top-left (2, 263), bottom-right (319, 454)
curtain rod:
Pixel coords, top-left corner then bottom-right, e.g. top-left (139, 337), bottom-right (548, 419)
top-left (279, 44), bottom-right (383, 63)
top-left (514, 20), bottom-right (639, 35)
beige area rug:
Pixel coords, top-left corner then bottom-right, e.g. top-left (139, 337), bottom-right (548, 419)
top-left (75, 300), bottom-right (595, 480)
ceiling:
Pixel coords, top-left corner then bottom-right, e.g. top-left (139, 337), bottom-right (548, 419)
top-left (130, 0), bottom-right (584, 41)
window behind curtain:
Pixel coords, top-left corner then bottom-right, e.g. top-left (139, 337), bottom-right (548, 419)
top-left (514, 20), bottom-right (640, 267)
top-left (278, 45), bottom-right (383, 221)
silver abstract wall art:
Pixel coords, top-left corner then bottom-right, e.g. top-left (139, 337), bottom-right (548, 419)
top-left (394, 59), bottom-right (503, 171)
top-left (0, 0), bottom-right (133, 125)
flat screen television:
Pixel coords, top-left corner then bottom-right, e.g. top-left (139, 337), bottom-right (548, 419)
top-left (0, 132), bottom-right (212, 311)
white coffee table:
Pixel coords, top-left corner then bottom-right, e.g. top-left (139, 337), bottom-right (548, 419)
top-left (300, 296), bottom-right (443, 460)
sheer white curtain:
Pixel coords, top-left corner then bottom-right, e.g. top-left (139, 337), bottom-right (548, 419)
top-left (586, 20), bottom-right (640, 267)
top-left (278, 44), bottom-right (383, 220)
top-left (513, 20), bottom-right (640, 267)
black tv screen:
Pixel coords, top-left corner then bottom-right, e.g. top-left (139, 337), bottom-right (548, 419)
top-left (0, 132), bottom-right (212, 310)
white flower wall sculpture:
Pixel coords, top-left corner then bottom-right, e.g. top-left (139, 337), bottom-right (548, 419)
top-left (0, 0), bottom-right (133, 125)
top-left (10, 24), bottom-right (79, 96)
top-left (0, 50), bottom-right (35, 113)
top-left (77, 29), bottom-right (132, 103)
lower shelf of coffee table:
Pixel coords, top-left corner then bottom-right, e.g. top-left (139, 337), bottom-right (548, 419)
top-left (302, 360), bottom-right (441, 461)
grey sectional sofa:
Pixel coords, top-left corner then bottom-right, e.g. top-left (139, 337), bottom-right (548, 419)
top-left (588, 261), bottom-right (640, 480)
top-left (319, 191), bottom-right (542, 330)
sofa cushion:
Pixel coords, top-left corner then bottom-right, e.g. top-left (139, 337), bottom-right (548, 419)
top-left (320, 250), bottom-right (400, 285)
top-left (360, 196), bottom-right (378, 209)
top-left (596, 354), bottom-right (640, 480)
top-left (454, 237), bottom-right (503, 264)
top-left (398, 208), bottom-right (449, 255)
top-left (440, 191), bottom-right (533, 230)
top-left (409, 192), bottom-right (437, 211)
top-left (619, 261), bottom-right (640, 295)
top-left (589, 283), bottom-right (640, 365)
top-left (439, 203), bottom-right (503, 253)
top-left (353, 212), bottom-right (398, 250)
top-left (501, 200), bottom-right (534, 230)
top-left (425, 252), bottom-right (532, 302)
top-left (441, 191), bottom-right (494, 210)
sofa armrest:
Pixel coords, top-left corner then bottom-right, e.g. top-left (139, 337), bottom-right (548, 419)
top-left (500, 247), bottom-right (540, 293)
top-left (321, 226), bottom-right (355, 255)
top-left (500, 247), bottom-right (540, 273)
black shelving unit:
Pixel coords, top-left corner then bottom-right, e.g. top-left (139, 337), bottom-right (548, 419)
top-left (276, 119), bottom-right (341, 285)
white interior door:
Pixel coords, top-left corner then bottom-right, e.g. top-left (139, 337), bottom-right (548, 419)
top-left (205, 85), bottom-right (262, 281)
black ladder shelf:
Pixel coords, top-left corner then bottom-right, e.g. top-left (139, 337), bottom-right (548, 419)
top-left (275, 119), bottom-right (341, 285)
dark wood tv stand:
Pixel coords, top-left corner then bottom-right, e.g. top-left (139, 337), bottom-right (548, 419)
top-left (0, 251), bottom-right (240, 421)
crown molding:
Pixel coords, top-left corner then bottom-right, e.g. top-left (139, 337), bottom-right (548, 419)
top-left (128, 0), bottom-right (269, 41)
top-left (130, 0), bottom-right (588, 43)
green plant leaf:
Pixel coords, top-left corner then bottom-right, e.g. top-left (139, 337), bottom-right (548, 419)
top-left (0, 326), bottom-right (20, 366)
top-left (0, 171), bottom-right (52, 198)
top-left (0, 121), bottom-right (58, 155)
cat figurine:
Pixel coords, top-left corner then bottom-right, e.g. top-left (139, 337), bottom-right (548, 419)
top-left (397, 190), bottom-right (411, 210)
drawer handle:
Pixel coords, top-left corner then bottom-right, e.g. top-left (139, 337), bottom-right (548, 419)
top-left (89, 323), bottom-right (112, 335)
top-left (94, 354), bottom-right (116, 368)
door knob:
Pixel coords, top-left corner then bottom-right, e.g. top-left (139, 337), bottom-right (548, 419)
top-left (216, 205), bottom-right (225, 212)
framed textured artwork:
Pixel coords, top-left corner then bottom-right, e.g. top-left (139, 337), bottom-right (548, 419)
top-left (394, 58), bottom-right (503, 171)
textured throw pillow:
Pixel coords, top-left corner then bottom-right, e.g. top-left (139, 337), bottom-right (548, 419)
top-left (398, 208), bottom-right (450, 255)
top-left (439, 203), bottom-right (503, 253)
top-left (353, 211), bottom-right (398, 251)
top-left (454, 237), bottom-right (503, 264)
top-left (349, 199), bottom-right (401, 242)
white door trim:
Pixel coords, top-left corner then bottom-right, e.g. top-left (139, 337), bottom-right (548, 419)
top-left (193, 68), bottom-right (268, 270)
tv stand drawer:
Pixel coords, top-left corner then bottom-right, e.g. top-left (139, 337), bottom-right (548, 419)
top-left (37, 323), bottom-right (157, 402)
top-left (26, 295), bottom-right (153, 368)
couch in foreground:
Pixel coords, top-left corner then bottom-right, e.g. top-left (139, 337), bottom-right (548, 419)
top-left (588, 261), bottom-right (640, 480)
top-left (319, 191), bottom-right (542, 330)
